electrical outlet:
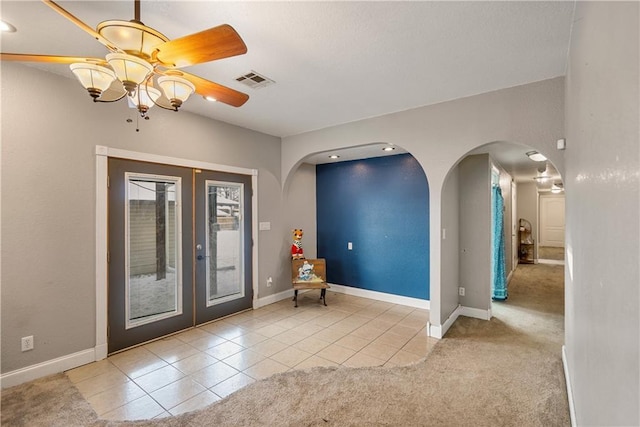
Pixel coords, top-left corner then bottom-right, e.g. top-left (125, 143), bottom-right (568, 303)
top-left (458, 287), bottom-right (465, 297)
top-left (266, 277), bottom-right (273, 287)
top-left (21, 336), bottom-right (34, 352)
top-left (348, 242), bottom-right (353, 250)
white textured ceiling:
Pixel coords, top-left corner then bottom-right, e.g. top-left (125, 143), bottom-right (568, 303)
top-left (469, 141), bottom-right (561, 184)
top-left (1, 1), bottom-right (574, 180)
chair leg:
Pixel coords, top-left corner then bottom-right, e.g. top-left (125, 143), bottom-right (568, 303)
top-left (293, 289), bottom-right (298, 307)
top-left (321, 289), bottom-right (327, 306)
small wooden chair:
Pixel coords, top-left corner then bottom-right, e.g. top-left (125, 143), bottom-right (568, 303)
top-left (291, 258), bottom-right (330, 307)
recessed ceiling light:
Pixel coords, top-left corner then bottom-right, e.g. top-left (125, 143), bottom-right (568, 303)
top-left (0, 20), bottom-right (17, 33)
top-left (329, 155), bottom-right (340, 159)
top-left (204, 96), bottom-right (217, 102)
top-left (526, 151), bottom-right (547, 162)
top-left (382, 146), bottom-right (395, 152)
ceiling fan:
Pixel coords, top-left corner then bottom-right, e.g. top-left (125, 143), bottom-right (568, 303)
top-left (0, 0), bottom-right (249, 118)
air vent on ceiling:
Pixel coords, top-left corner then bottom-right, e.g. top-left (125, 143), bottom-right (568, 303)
top-left (235, 71), bottom-right (275, 90)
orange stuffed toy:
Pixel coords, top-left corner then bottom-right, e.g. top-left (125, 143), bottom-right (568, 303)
top-left (291, 229), bottom-right (305, 260)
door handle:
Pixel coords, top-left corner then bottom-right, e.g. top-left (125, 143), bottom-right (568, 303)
top-left (197, 255), bottom-right (210, 261)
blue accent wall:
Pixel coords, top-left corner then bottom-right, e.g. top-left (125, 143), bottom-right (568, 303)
top-left (316, 153), bottom-right (429, 299)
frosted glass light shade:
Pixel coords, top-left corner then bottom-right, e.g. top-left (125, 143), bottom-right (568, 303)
top-left (526, 151), bottom-right (547, 162)
top-left (158, 75), bottom-right (196, 103)
top-left (551, 184), bottom-right (563, 194)
top-left (128, 86), bottom-right (162, 110)
top-left (106, 53), bottom-right (153, 86)
top-left (70, 63), bottom-right (117, 96)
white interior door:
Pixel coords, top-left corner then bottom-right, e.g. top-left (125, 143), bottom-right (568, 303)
top-left (539, 195), bottom-right (565, 247)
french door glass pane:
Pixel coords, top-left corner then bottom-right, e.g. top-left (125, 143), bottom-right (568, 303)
top-left (126, 175), bottom-right (182, 328)
top-left (206, 181), bottom-right (244, 305)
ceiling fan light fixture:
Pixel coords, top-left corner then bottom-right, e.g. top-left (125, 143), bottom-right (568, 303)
top-left (5, 0), bottom-right (250, 127)
top-left (526, 151), bottom-right (547, 162)
top-left (97, 20), bottom-right (168, 59)
top-left (158, 75), bottom-right (195, 110)
top-left (128, 86), bottom-right (161, 117)
top-left (70, 63), bottom-right (117, 100)
top-left (204, 96), bottom-right (217, 102)
top-left (106, 52), bottom-right (154, 94)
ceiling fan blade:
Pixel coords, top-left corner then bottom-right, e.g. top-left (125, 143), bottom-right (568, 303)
top-left (0, 53), bottom-right (105, 64)
top-left (153, 24), bottom-right (247, 68)
top-left (42, 0), bottom-right (118, 52)
top-left (176, 71), bottom-right (249, 107)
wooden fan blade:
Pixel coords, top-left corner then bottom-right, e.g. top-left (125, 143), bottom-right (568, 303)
top-left (176, 71), bottom-right (249, 107)
top-left (0, 53), bottom-right (105, 64)
top-left (42, 0), bottom-right (118, 52)
top-left (153, 24), bottom-right (247, 68)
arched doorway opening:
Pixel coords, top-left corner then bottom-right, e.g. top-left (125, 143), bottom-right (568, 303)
top-left (439, 140), bottom-right (565, 331)
top-left (283, 142), bottom-right (431, 307)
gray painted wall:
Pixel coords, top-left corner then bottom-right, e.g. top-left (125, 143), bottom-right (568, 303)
top-left (2, 7), bottom-right (637, 422)
top-left (282, 77), bottom-right (565, 327)
top-left (440, 154), bottom-right (513, 324)
top-left (286, 163), bottom-right (317, 260)
top-left (458, 155), bottom-right (491, 312)
top-left (564, 2), bottom-right (639, 425)
top-left (1, 63), bottom-right (284, 373)
top-left (440, 165), bottom-right (460, 323)
top-left (516, 182), bottom-right (539, 261)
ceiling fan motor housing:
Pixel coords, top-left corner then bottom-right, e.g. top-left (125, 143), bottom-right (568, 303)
top-left (97, 20), bottom-right (169, 62)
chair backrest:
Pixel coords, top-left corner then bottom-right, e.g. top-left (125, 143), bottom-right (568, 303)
top-left (292, 258), bottom-right (326, 283)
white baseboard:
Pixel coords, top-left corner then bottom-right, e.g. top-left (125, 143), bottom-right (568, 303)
top-left (428, 304), bottom-right (492, 339)
top-left (254, 288), bottom-right (296, 308)
top-left (1, 348), bottom-right (96, 389)
top-left (255, 285), bottom-right (429, 311)
top-left (538, 259), bottom-right (565, 266)
top-left (4, 286), bottom-right (429, 388)
top-left (460, 306), bottom-right (492, 320)
top-left (327, 284), bottom-right (430, 310)
top-left (95, 343), bottom-right (108, 361)
top-left (430, 305), bottom-right (462, 338)
top-left (562, 345), bottom-right (577, 427)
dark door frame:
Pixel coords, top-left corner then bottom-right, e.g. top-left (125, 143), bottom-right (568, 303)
top-left (95, 145), bottom-right (258, 360)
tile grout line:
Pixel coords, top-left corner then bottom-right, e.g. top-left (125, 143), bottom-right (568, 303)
top-left (67, 293), bottom-right (432, 421)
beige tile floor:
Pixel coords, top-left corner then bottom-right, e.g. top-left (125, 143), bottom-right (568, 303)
top-left (66, 291), bottom-right (437, 421)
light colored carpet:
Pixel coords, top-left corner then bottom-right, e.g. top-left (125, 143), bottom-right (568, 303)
top-left (538, 246), bottom-right (565, 261)
top-left (1, 264), bottom-right (569, 427)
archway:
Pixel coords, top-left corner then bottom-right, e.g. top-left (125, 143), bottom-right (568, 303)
top-left (438, 140), bottom-right (565, 334)
top-left (283, 142), bottom-right (431, 308)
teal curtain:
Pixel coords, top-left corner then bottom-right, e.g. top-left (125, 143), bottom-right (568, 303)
top-left (492, 185), bottom-right (508, 300)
